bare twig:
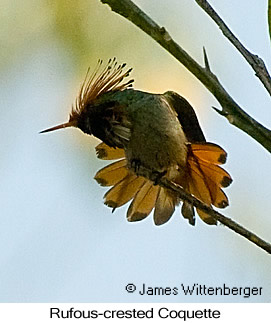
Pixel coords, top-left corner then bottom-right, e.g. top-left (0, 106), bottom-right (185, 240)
top-left (158, 177), bottom-right (271, 255)
top-left (98, 0), bottom-right (271, 254)
top-left (100, 0), bottom-right (271, 152)
top-left (132, 163), bottom-right (271, 254)
top-left (195, 0), bottom-right (271, 96)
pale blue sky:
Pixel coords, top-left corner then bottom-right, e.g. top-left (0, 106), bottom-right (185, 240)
top-left (0, 0), bottom-right (270, 302)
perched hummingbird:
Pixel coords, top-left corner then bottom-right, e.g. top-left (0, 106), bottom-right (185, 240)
top-left (41, 58), bottom-right (232, 226)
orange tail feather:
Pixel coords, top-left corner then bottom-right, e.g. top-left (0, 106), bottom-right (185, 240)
top-left (127, 181), bottom-right (159, 222)
top-left (183, 143), bottom-right (232, 225)
top-left (95, 142), bottom-right (125, 160)
top-left (104, 174), bottom-right (146, 209)
top-left (94, 159), bottom-right (128, 186)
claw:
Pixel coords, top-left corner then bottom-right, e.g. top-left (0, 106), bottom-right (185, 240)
top-left (130, 159), bottom-right (141, 174)
top-left (151, 170), bottom-right (167, 185)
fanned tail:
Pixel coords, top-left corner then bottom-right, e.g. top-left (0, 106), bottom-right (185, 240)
top-left (95, 142), bottom-right (152, 213)
top-left (95, 143), bottom-right (144, 210)
top-left (94, 142), bottom-right (176, 225)
top-left (94, 141), bottom-right (232, 226)
top-left (181, 142), bottom-right (232, 225)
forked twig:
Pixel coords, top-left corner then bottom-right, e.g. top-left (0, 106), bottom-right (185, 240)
top-left (100, 0), bottom-right (271, 152)
top-left (99, 0), bottom-right (271, 254)
top-left (195, 0), bottom-right (271, 96)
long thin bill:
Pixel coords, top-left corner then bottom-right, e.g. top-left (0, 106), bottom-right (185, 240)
top-left (39, 121), bottom-right (75, 134)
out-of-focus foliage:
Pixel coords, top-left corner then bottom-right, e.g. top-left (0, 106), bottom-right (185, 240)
top-left (48, 0), bottom-right (96, 63)
top-left (0, 0), bottom-right (146, 73)
top-left (0, 0), bottom-right (50, 70)
top-left (1, 0), bottom-right (100, 70)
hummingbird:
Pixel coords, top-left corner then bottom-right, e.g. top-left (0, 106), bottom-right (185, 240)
top-left (40, 58), bottom-right (232, 226)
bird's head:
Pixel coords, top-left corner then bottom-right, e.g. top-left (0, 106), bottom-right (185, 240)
top-left (40, 58), bottom-right (133, 135)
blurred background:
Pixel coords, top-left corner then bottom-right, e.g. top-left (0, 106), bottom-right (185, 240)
top-left (0, 0), bottom-right (271, 302)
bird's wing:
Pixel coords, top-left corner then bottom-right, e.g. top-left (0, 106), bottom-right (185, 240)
top-left (163, 91), bottom-right (206, 143)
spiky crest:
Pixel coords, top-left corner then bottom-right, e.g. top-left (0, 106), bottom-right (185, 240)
top-left (69, 58), bottom-right (134, 122)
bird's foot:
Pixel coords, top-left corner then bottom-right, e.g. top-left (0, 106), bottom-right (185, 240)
top-left (151, 170), bottom-right (167, 185)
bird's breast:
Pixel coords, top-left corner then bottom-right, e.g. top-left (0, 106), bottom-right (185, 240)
top-left (125, 93), bottom-right (188, 174)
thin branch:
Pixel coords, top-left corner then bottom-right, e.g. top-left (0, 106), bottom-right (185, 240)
top-left (132, 164), bottom-right (271, 254)
top-left (158, 177), bottom-right (271, 255)
top-left (98, 0), bottom-right (271, 254)
top-left (195, 0), bottom-right (271, 96)
top-left (100, 0), bottom-right (271, 153)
